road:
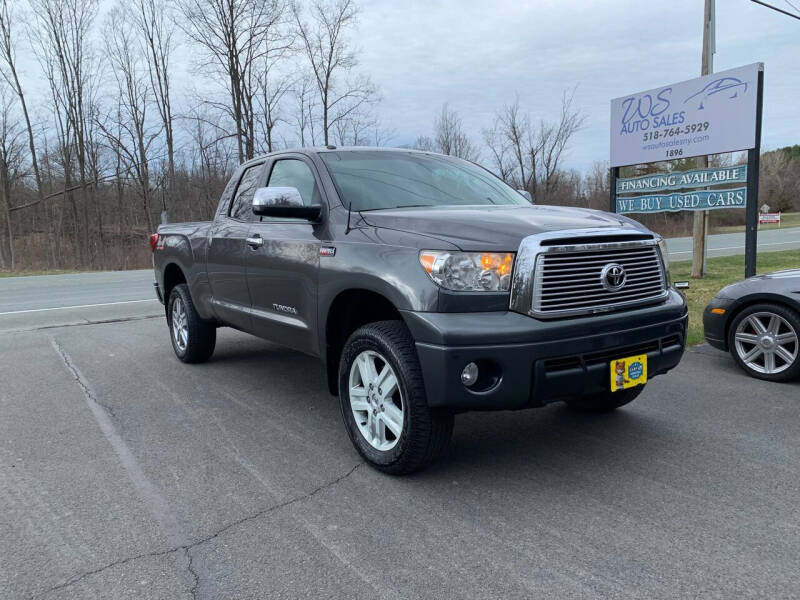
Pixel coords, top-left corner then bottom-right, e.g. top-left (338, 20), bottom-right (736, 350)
top-left (1, 275), bottom-right (799, 598)
top-left (665, 225), bottom-right (800, 260)
top-left (0, 224), bottom-right (797, 318)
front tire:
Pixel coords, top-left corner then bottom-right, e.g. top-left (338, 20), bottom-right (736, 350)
top-left (338, 320), bottom-right (453, 475)
top-left (728, 303), bottom-right (800, 382)
top-left (167, 283), bottom-right (216, 363)
top-left (564, 385), bottom-right (644, 413)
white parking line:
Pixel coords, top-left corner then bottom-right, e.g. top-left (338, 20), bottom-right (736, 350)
top-left (669, 240), bottom-right (800, 256)
top-left (0, 299), bottom-right (158, 316)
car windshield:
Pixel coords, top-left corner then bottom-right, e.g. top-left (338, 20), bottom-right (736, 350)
top-left (320, 150), bottom-right (529, 211)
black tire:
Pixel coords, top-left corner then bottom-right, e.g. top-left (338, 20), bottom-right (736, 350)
top-left (727, 302), bottom-right (800, 382)
top-left (564, 385), bottom-right (644, 413)
top-left (167, 283), bottom-right (216, 363)
top-left (338, 320), bottom-right (454, 475)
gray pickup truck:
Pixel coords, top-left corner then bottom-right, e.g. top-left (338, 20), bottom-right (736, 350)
top-left (152, 147), bottom-right (687, 474)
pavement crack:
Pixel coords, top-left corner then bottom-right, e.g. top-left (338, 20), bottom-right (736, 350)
top-left (184, 547), bottom-right (200, 600)
top-left (32, 547), bottom-right (182, 598)
top-left (8, 314), bottom-right (162, 333)
top-left (30, 462), bottom-right (363, 599)
top-left (49, 337), bottom-right (118, 419)
top-left (185, 462), bottom-right (363, 552)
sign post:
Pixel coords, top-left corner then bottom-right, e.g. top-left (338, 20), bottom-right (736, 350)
top-left (744, 68), bottom-right (764, 277)
top-left (609, 62), bottom-right (764, 279)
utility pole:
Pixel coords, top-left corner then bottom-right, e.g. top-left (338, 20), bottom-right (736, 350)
top-left (692, 0), bottom-right (715, 278)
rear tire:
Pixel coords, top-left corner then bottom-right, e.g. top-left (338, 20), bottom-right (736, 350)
top-left (564, 385), bottom-right (644, 413)
top-left (167, 283), bottom-right (216, 363)
top-left (338, 320), bottom-right (454, 475)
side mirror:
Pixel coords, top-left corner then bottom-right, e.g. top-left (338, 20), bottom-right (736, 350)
top-left (252, 187), bottom-right (322, 221)
top-left (518, 189), bottom-right (533, 203)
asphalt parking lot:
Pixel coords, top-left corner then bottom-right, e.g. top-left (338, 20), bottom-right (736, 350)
top-left (1, 281), bottom-right (799, 599)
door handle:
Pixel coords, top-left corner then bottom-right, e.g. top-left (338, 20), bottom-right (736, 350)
top-left (246, 235), bottom-right (264, 249)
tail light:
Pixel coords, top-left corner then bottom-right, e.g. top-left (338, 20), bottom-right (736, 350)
top-left (149, 233), bottom-right (159, 251)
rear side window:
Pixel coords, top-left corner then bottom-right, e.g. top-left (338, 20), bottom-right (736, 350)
top-left (229, 163), bottom-right (264, 220)
top-left (267, 159), bottom-right (319, 206)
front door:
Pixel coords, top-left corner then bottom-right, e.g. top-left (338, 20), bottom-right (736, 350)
top-left (206, 162), bottom-right (265, 331)
top-left (245, 156), bottom-right (325, 355)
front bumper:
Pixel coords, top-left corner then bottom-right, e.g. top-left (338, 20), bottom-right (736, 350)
top-left (401, 289), bottom-right (688, 410)
top-left (703, 296), bottom-right (735, 351)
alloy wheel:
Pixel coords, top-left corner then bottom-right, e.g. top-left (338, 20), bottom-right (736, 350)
top-left (734, 311), bottom-right (798, 375)
top-left (348, 350), bottom-right (404, 451)
top-left (171, 296), bottom-right (189, 352)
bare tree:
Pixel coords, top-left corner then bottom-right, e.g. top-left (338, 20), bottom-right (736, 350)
top-left (0, 0), bottom-right (44, 207)
top-left (414, 104), bottom-right (478, 160)
top-left (98, 6), bottom-right (162, 233)
top-left (412, 135), bottom-right (435, 152)
top-left (292, 73), bottom-right (319, 147)
top-left (483, 90), bottom-right (584, 202)
top-left (293, 0), bottom-right (376, 146)
top-left (131, 0), bottom-right (176, 217)
top-left (537, 90), bottom-right (585, 201)
top-left (178, 0), bottom-right (291, 162)
top-left (31, 0), bottom-right (100, 267)
top-left (0, 87), bottom-right (26, 269)
top-left (433, 104), bottom-right (479, 161)
top-left (254, 41), bottom-right (295, 154)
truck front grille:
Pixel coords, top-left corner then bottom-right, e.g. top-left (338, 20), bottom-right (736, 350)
top-left (531, 243), bottom-right (667, 317)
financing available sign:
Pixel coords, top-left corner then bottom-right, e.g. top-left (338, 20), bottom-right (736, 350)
top-left (616, 165), bottom-right (747, 194)
top-left (615, 165), bottom-right (749, 214)
top-left (610, 63), bottom-right (762, 167)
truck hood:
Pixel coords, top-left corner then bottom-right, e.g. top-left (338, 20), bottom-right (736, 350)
top-left (358, 204), bottom-right (648, 251)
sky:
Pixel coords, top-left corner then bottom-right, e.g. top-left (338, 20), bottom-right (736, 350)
top-left (12, 0), bottom-right (800, 175)
top-left (353, 0), bottom-right (800, 172)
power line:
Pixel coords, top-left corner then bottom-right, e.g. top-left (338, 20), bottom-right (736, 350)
top-left (784, 0), bottom-right (800, 14)
top-left (750, 0), bottom-right (800, 20)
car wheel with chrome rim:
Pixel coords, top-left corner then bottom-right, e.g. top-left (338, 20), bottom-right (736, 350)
top-left (728, 303), bottom-right (800, 382)
top-left (338, 320), bottom-right (454, 474)
top-left (167, 283), bottom-right (216, 364)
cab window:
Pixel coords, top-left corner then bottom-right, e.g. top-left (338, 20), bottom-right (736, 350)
top-left (229, 163), bottom-right (264, 220)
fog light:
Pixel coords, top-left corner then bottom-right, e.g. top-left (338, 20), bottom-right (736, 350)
top-left (461, 362), bottom-right (479, 387)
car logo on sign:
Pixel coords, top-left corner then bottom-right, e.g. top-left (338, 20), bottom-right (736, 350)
top-left (600, 263), bottom-right (626, 292)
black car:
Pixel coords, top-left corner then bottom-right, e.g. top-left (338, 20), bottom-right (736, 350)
top-left (704, 269), bottom-right (800, 381)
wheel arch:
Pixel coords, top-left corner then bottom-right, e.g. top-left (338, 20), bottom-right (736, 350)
top-left (162, 262), bottom-right (187, 312)
top-left (323, 288), bottom-right (406, 395)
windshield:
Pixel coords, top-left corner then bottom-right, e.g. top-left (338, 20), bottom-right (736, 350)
top-left (320, 150), bottom-right (529, 211)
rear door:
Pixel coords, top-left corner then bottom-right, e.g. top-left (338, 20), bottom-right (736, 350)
top-left (245, 155), bottom-right (326, 355)
top-left (206, 161), bottom-right (266, 330)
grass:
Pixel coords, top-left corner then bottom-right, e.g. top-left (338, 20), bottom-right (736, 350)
top-left (713, 211), bottom-right (800, 234)
top-left (671, 248), bottom-right (800, 346)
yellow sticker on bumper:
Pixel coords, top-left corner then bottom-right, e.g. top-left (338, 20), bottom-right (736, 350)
top-left (610, 354), bottom-right (647, 392)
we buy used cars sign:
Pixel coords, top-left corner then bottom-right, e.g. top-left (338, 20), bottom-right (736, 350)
top-left (610, 63), bottom-right (762, 167)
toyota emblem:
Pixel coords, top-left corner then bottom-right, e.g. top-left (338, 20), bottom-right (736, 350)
top-left (600, 263), bottom-right (627, 292)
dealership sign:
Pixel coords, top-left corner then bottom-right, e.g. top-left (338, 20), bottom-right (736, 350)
top-left (610, 63), bottom-right (762, 167)
top-left (616, 165), bottom-right (747, 194)
top-left (616, 188), bottom-right (746, 214)
top-left (615, 165), bottom-right (748, 214)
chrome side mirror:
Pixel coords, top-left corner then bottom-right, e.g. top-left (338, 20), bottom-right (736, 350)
top-left (518, 189), bottom-right (533, 203)
top-left (252, 187), bottom-right (322, 221)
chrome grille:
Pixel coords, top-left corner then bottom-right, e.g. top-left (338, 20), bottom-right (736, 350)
top-left (531, 242), bottom-right (667, 317)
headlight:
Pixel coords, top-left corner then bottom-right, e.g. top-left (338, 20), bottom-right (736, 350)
top-left (657, 237), bottom-right (670, 281)
top-left (419, 251), bottom-right (514, 291)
